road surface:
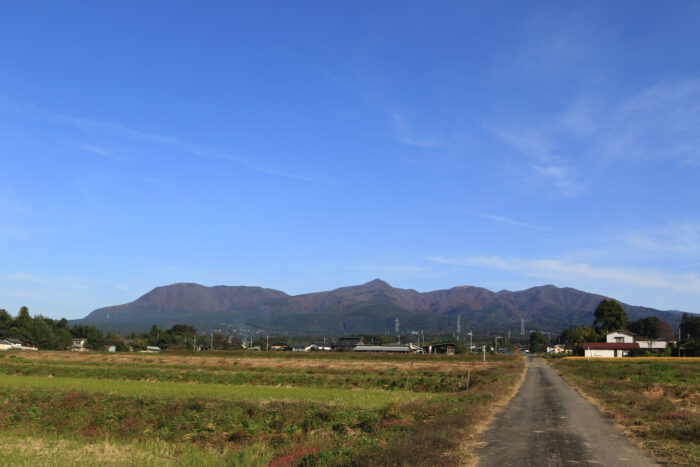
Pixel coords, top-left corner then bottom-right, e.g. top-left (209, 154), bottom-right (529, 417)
top-left (476, 356), bottom-right (657, 467)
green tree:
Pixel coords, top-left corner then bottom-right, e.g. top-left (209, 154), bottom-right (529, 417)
top-left (680, 313), bottom-right (700, 340)
top-left (53, 327), bottom-right (73, 350)
top-left (227, 335), bottom-right (243, 349)
top-left (0, 309), bottom-right (11, 334)
top-left (626, 317), bottom-right (665, 339)
top-left (529, 331), bottom-right (548, 352)
top-left (28, 317), bottom-right (53, 349)
top-left (593, 299), bottom-right (628, 333)
top-left (212, 333), bottom-right (231, 350)
top-left (11, 306), bottom-right (32, 340)
top-left (558, 325), bottom-right (600, 351)
top-left (169, 324), bottom-right (196, 338)
top-left (71, 324), bottom-right (106, 350)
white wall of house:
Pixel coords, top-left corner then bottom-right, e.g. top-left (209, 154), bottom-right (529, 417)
top-left (635, 339), bottom-right (668, 349)
top-left (584, 348), bottom-right (631, 358)
top-left (605, 331), bottom-right (635, 343)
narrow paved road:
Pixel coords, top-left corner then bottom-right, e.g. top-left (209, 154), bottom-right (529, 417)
top-left (476, 356), bottom-right (657, 467)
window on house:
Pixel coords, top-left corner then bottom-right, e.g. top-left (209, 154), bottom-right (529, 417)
top-left (615, 337), bottom-right (624, 343)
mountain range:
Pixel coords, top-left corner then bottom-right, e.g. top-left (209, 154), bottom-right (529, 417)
top-left (72, 279), bottom-right (686, 336)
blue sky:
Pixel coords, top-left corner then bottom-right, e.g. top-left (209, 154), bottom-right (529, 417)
top-left (1, 1), bottom-right (700, 319)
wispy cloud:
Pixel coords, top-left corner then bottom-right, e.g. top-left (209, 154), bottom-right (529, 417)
top-left (455, 207), bottom-right (548, 230)
top-left (69, 141), bottom-right (127, 161)
top-left (425, 255), bottom-right (700, 293)
top-left (617, 221), bottom-right (700, 256)
top-left (393, 113), bottom-right (446, 149)
top-left (492, 125), bottom-right (582, 197)
top-left (0, 96), bottom-right (329, 183)
top-left (492, 78), bottom-right (700, 196)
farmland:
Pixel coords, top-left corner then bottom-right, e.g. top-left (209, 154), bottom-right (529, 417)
top-left (550, 358), bottom-right (700, 466)
top-left (0, 351), bottom-right (524, 466)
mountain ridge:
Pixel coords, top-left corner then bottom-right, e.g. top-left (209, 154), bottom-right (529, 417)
top-left (74, 280), bottom-right (688, 335)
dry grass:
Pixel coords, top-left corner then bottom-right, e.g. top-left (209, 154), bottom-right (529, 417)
top-left (12, 350), bottom-right (487, 373)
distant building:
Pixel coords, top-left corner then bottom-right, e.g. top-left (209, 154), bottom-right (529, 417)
top-left (270, 343), bottom-right (292, 351)
top-left (352, 343), bottom-right (422, 353)
top-left (546, 344), bottom-right (571, 354)
top-left (71, 338), bottom-right (87, 352)
top-left (423, 343), bottom-right (456, 355)
top-left (584, 330), bottom-right (670, 358)
top-left (583, 342), bottom-right (638, 358)
top-left (332, 337), bottom-right (364, 351)
top-left (0, 338), bottom-right (24, 350)
top-left (311, 342), bottom-right (332, 351)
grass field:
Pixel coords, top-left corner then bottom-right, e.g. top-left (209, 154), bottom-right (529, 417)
top-left (550, 357), bottom-right (700, 466)
top-left (0, 351), bottom-right (524, 466)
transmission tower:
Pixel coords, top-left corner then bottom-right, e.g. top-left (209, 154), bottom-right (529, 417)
top-left (456, 315), bottom-right (461, 336)
top-left (520, 318), bottom-right (525, 336)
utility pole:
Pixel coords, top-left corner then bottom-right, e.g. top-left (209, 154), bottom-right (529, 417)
top-left (456, 315), bottom-right (461, 341)
top-left (395, 317), bottom-right (400, 343)
top-left (468, 330), bottom-right (473, 351)
top-left (266, 335), bottom-right (269, 352)
top-left (210, 333), bottom-right (214, 351)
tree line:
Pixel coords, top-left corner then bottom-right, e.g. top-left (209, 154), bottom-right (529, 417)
top-left (0, 306), bottom-right (239, 351)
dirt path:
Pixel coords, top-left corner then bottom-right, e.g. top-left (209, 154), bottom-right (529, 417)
top-left (475, 356), bottom-right (657, 467)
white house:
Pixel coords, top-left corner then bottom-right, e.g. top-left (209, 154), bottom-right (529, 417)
top-left (605, 330), bottom-right (636, 343)
top-left (584, 342), bottom-right (638, 358)
top-left (0, 338), bottom-right (24, 350)
top-left (546, 344), bottom-right (571, 354)
top-left (71, 338), bottom-right (87, 351)
top-left (584, 330), bottom-right (670, 357)
top-left (606, 330), bottom-right (668, 349)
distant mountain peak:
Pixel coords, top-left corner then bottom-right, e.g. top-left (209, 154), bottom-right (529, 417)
top-left (75, 280), bottom-right (686, 335)
top-left (363, 278), bottom-right (392, 288)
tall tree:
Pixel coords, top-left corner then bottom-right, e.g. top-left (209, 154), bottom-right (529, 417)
top-left (529, 331), bottom-right (548, 352)
top-left (593, 299), bottom-right (628, 333)
top-left (626, 317), bottom-right (663, 339)
top-left (680, 313), bottom-right (700, 340)
top-left (558, 325), bottom-right (600, 349)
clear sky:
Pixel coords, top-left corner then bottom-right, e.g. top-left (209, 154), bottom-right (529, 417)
top-left (1, 1), bottom-right (699, 319)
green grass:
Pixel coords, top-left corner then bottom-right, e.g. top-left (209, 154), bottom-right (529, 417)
top-left (0, 374), bottom-right (425, 407)
top-left (551, 358), bottom-right (700, 466)
top-left (0, 358), bottom-right (472, 392)
top-left (0, 431), bottom-right (273, 467)
top-left (0, 351), bottom-right (525, 466)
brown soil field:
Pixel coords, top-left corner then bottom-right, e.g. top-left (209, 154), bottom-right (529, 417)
top-left (14, 351), bottom-right (494, 373)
